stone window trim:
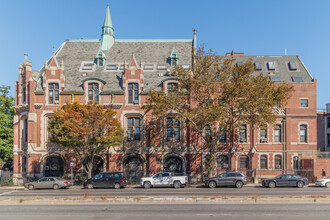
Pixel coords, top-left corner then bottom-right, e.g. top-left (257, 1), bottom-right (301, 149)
top-left (274, 154), bottom-right (282, 170)
top-left (164, 80), bottom-right (179, 94)
top-left (259, 124), bottom-right (268, 144)
top-left (259, 154), bottom-right (269, 170)
top-left (273, 123), bottom-right (282, 143)
top-left (45, 79), bottom-right (62, 106)
top-left (19, 114), bottom-right (28, 149)
top-left (239, 124), bottom-right (248, 144)
top-left (298, 122), bottom-right (309, 144)
top-left (238, 155), bottom-right (249, 170)
top-left (83, 80), bottom-right (103, 104)
top-left (165, 116), bottom-right (181, 142)
top-left (125, 79), bottom-right (143, 106)
top-left (300, 98), bottom-right (309, 108)
top-left (48, 83), bottom-right (60, 105)
top-left (123, 113), bottom-right (144, 143)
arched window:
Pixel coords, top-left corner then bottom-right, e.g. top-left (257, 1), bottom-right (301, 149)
top-left (49, 83), bottom-right (59, 104)
top-left (166, 118), bottom-right (180, 141)
top-left (239, 125), bottom-right (247, 143)
top-left (275, 155), bottom-right (282, 169)
top-left (24, 117), bottom-right (28, 143)
top-left (260, 155), bottom-right (268, 169)
top-left (127, 117), bottom-right (141, 141)
top-left (128, 83), bottom-right (139, 104)
top-left (299, 124), bottom-right (307, 143)
top-left (88, 83), bottom-right (99, 102)
top-left (239, 156), bottom-right (249, 169)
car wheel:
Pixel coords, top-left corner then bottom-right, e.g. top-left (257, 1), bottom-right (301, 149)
top-left (297, 181), bottom-right (304, 188)
top-left (208, 181), bottom-right (217, 188)
top-left (173, 181), bottom-right (181, 188)
top-left (269, 182), bottom-right (276, 188)
top-left (28, 184), bottom-right (34, 190)
top-left (114, 183), bottom-right (121, 189)
top-left (235, 181), bottom-right (243, 188)
top-left (87, 184), bottom-right (94, 189)
top-left (53, 184), bottom-right (59, 190)
top-left (144, 181), bottom-right (151, 189)
top-left (325, 182), bottom-right (330, 188)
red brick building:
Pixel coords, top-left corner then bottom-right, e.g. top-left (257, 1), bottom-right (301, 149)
top-left (13, 6), bottom-right (318, 185)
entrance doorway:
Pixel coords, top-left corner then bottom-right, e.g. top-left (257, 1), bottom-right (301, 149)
top-left (44, 156), bottom-right (64, 177)
top-left (164, 156), bottom-right (184, 175)
top-left (123, 156), bottom-right (144, 184)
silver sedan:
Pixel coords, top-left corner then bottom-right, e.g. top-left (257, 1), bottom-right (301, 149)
top-left (25, 177), bottom-right (72, 190)
top-left (315, 177), bottom-right (330, 188)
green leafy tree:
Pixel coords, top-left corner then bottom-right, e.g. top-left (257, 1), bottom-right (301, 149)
top-left (48, 102), bottom-right (124, 178)
top-left (0, 86), bottom-right (14, 170)
top-left (148, 46), bottom-right (293, 177)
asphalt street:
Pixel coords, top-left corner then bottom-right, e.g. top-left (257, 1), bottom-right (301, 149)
top-left (1, 186), bottom-right (330, 198)
top-left (1, 204), bottom-right (330, 220)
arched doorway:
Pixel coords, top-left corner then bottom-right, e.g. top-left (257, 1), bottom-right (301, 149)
top-left (44, 156), bottom-right (64, 177)
top-left (164, 155), bottom-right (184, 175)
top-left (83, 156), bottom-right (104, 177)
top-left (123, 156), bottom-right (144, 184)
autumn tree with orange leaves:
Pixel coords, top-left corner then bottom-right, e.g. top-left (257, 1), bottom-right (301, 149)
top-left (148, 46), bottom-right (293, 178)
top-left (48, 102), bottom-right (123, 178)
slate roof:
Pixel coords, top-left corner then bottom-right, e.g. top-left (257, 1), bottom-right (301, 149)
top-left (34, 40), bottom-right (313, 94)
top-left (225, 55), bottom-right (313, 83)
top-left (36, 39), bottom-right (193, 93)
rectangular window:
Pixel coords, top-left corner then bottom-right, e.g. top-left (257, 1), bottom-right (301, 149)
top-left (127, 117), bottom-right (141, 141)
top-left (270, 77), bottom-right (281, 82)
top-left (24, 118), bottom-right (28, 143)
top-left (82, 63), bottom-right (94, 70)
top-left (260, 125), bottom-right (267, 143)
top-left (106, 64), bottom-right (118, 70)
top-left (88, 83), bottom-right (99, 102)
top-left (255, 62), bottom-right (262, 70)
top-left (300, 99), bottom-right (308, 107)
top-left (128, 83), bottom-right (139, 104)
top-left (300, 125), bottom-right (307, 143)
top-left (143, 64), bottom-right (154, 70)
top-left (260, 155), bottom-right (268, 169)
top-left (328, 134), bottom-right (330, 147)
top-left (220, 133), bottom-right (227, 143)
top-left (22, 87), bottom-right (26, 104)
top-left (275, 155), bottom-right (282, 169)
top-left (274, 125), bottom-right (281, 142)
top-left (239, 125), bottom-right (247, 143)
top-left (167, 118), bottom-right (180, 141)
top-left (289, 61), bottom-right (297, 70)
top-left (49, 83), bottom-right (59, 104)
top-left (167, 83), bottom-right (178, 95)
top-left (267, 62), bottom-right (275, 70)
top-left (157, 65), bottom-right (167, 70)
top-left (292, 77), bottom-right (303, 82)
top-left (327, 118), bottom-right (330, 128)
top-left (240, 157), bottom-right (248, 169)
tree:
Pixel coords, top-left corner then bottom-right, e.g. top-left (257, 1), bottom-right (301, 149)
top-left (0, 86), bottom-right (14, 170)
top-left (48, 102), bottom-right (124, 178)
top-left (148, 46), bottom-right (293, 177)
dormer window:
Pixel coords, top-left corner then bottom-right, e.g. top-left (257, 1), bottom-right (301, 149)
top-left (167, 82), bottom-right (178, 94)
top-left (255, 62), bottom-right (262, 70)
top-left (49, 83), bottom-right (59, 104)
top-left (143, 64), bottom-right (154, 70)
top-left (80, 62), bottom-right (96, 72)
top-left (128, 83), bottom-right (139, 104)
top-left (95, 49), bottom-right (106, 67)
top-left (267, 62), bottom-right (275, 70)
top-left (170, 48), bottom-right (179, 66)
top-left (82, 63), bottom-right (94, 70)
top-left (88, 83), bottom-right (99, 102)
top-left (106, 64), bottom-right (118, 70)
top-left (289, 61), bottom-right (297, 71)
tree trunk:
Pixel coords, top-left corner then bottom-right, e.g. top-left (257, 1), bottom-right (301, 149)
top-left (87, 162), bottom-right (93, 179)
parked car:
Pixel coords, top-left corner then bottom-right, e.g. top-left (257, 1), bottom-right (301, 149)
top-left (262, 174), bottom-right (309, 188)
top-left (84, 172), bottom-right (127, 189)
top-left (315, 177), bottom-right (330, 188)
top-left (140, 172), bottom-right (188, 188)
top-left (25, 177), bottom-right (72, 190)
top-left (205, 172), bottom-right (248, 188)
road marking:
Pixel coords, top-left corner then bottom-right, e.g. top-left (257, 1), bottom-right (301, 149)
top-left (0, 191), bottom-right (14, 196)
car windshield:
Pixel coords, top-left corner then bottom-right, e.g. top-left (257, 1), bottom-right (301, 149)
top-left (93, 174), bottom-right (103, 180)
top-left (274, 175), bottom-right (282, 179)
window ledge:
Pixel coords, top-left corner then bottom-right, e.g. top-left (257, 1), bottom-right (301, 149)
top-left (46, 104), bottom-right (60, 107)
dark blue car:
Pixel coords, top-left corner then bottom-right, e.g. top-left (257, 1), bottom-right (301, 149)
top-left (262, 174), bottom-right (309, 188)
top-left (84, 172), bottom-right (127, 189)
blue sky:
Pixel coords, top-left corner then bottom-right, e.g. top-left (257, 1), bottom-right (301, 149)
top-left (0, 0), bottom-right (329, 109)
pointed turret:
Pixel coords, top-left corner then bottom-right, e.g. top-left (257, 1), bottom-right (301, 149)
top-left (100, 5), bottom-right (115, 50)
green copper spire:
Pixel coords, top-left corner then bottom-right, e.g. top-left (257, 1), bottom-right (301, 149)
top-left (100, 4), bottom-right (115, 50)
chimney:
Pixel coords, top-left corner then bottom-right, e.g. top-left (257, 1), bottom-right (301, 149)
top-left (225, 51), bottom-right (244, 56)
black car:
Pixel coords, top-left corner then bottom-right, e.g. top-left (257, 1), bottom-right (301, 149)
top-left (205, 172), bottom-right (248, 188)
top-left (84, 172), bottom-right (127, 189)
top-left (262, 174), bottom-right (309, 188)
